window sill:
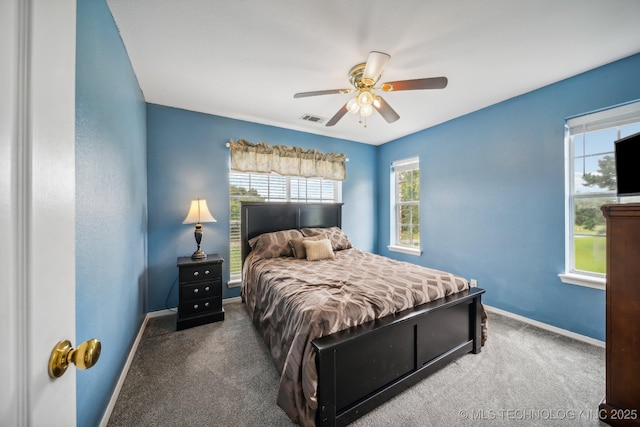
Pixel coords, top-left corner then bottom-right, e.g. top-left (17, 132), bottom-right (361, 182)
top-left (558, 273), bottom-right (605, 290)
top-left (228, 278), bottom-right (242, 288)
top-left (387, 245), bottom-right (422, 256)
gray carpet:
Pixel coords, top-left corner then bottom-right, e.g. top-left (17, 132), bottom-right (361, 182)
top-left (107, 300), bottom-right (607, 427)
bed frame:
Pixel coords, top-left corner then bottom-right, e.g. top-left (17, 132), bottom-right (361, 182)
top-left (241, 202), bottom-right (485, 427)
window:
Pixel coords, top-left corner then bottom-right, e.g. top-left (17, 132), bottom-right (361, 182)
top-left (561, 101), bottom-right (640, 288)
top-left (229, 172), bottom-right (341, 282)
top-left (389, 157), bottom-right (421, 256)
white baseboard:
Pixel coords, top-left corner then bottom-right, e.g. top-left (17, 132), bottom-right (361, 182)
top-left (147, 308), bottom-right (176, 318)
top-left (484, 305), bottom-right (605, 348)
top-left (99, 309), bottom-right (175, 427)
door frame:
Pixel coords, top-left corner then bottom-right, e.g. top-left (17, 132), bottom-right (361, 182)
top-left (1, 0), bottom-right (77, 425)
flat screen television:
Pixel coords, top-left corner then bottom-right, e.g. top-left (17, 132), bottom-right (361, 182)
top-left (615, 131), bottom-right (640, 197)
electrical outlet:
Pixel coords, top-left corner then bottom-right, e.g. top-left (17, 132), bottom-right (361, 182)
top-left (470, 279), bottom-right (478, 288)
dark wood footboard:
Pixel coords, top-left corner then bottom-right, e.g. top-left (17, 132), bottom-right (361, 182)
top-left (313, 287), bottom-right (485, 427)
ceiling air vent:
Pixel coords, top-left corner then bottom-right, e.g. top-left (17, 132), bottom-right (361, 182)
top-left (300, 114), bottom-right (326, 125)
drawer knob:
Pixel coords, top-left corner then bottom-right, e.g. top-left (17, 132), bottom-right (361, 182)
top-left (193, 288), bottom-right (199, 293)
top-left (205, 286), bottom-right (210, 291)
top-left (193, 304), bottom-right (199, 309)
top-left (205, 302), bottom-right (210, 307)
top-left (193, 271), bottom-right (199, 276)
top-left (205, 270), bottom-right (210, 275)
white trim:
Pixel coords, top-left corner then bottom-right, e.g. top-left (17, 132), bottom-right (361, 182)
top-left (147, 308), bottom-right (176, 318)
top-left (99, 309), bottom-right (173, 427)
top-left (390, 156), bottom-right (419, 172)
top-left (227, 278), bottom-right (242, 288)
top-left (14, 2), bottom-right (30, 424)
top-left (558, 272), bottom-right (605, 290)
top-left (484, 305), bottom-right (605, 348)
top-left (389, 156), bottom-right (421, 251)
top-left (563, 101), bottom-right (640, 282)
top-left (566, 100), bottom-right (640, 135)
top-left (8, 0), bottom-right (78, 424)
top-left (387, 245), bottom-right (422, 256)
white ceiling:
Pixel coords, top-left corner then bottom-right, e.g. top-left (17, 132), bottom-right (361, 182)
top-left (107, 0), bottom-right (640, 146)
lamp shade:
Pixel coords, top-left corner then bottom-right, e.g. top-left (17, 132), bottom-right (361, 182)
top-left (182, 199), bottom-right (217, 224)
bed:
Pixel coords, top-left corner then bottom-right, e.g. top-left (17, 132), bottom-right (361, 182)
top-left (240, 202), bottom-right (486, 427)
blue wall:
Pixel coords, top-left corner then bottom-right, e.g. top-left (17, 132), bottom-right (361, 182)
top-left (146, 104), bottom-right (377, 310)
top-left (377, 53), bottom-right (640, 341)
top-left (73, 6), bottom-right (638, 420)
top-left (75, 1), bottom-right (147, 426)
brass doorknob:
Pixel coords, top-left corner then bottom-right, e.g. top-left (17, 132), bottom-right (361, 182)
top-left (48, 338), bottom-right (101, 378)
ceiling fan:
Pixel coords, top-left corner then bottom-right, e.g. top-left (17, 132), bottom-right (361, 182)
top-left (294, 51), bottom-right (448, 127)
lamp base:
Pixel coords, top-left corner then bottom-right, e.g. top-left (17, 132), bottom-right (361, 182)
top-left (191, 249), bottom-right (207, 260)
top-left (191, 223), bottom-right (207, 259)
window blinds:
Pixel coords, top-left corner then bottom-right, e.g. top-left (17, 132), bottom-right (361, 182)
top-left (391, 156), bottom-right (419, 173)
top-left (567, 101), bottom-right (640, 135)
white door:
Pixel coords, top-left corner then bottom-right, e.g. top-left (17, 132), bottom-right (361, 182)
top-left (1, 1), bottom-right (77, 426)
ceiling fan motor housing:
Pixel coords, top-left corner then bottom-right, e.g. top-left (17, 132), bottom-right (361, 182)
top-left (349, 63), bottom-right (378, 89)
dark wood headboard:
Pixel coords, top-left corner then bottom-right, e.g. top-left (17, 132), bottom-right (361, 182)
top-left (240, 202), bottom-right (343, 262)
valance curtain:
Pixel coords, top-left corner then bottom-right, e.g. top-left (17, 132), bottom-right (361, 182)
top-left (229, 139), bottom-right (346, 181)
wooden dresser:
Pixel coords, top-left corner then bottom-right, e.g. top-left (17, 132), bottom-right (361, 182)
top-left (599, 203), bottom-right (640, 426)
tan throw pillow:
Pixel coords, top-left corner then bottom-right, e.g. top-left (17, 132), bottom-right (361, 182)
top-left (303, 239), bottom-right (335, 261)
top-left (289, 234), bottom-right (327, 259)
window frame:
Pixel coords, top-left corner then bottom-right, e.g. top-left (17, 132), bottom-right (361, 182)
top-left (560, 101), bottom-right (640, 289)
top-left (388, 156), bottom-right (421, 256)
top-left (228, 171), bottom-right (342, 283)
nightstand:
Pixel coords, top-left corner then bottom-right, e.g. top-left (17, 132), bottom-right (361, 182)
top-left (176, 254), bottom-right (224, 330)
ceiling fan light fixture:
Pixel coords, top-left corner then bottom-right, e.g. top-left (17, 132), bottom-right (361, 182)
top-left (357, 91), bottom-right (373, 107)
top-left (347, 98), bottom-right (360, 114)
top-left (360, 104), bottom-right (373, 117)
top-left (372, 96), bottom-right (381, 109)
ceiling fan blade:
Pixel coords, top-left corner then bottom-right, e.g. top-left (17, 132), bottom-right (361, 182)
top-left (373, 96), bottom-right (400, 123)
top-left (380, 76), bottom-right (448, 92)
top-left (325, 103), bottom-right (348, 127)
top-left (293, 89), bottom-right (352, 98)
top-left (362, 51), bottom-right (390, 85)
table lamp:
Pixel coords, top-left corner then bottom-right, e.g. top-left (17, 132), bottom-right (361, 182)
top-left (183, 199), bottom-right (216, 259)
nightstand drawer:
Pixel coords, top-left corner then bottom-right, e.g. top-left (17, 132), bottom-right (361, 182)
top-left (180, 281), bottom-right (221, 302)
top-left (179, 296), bottom-right (221, 317)
top-left (179, 263), bottom-right (221, 282)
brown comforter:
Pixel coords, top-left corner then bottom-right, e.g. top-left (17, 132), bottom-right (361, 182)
top-left (241, 248), bottom-right (471, 427)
